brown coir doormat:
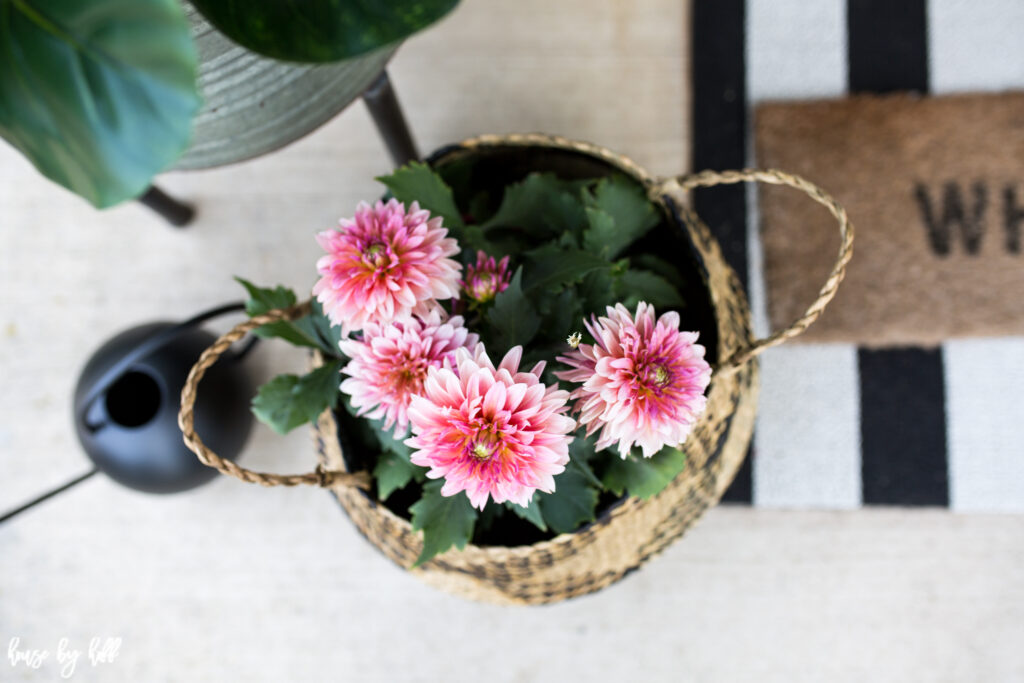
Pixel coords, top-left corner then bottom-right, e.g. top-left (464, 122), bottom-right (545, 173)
top-left (755, 92), bottom-right (1024, 347)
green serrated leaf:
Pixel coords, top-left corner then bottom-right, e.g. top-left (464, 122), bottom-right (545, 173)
top-left (299, 362), bottom-right (344, 417)
top-left (569, 457), bottom-right (603, 489)
top-left (235, 277), bottom-right (325, 350)
top-left (522, 245), bottom-right (611, 293)
top-left (280, 360), bottom-right (342, 423)
top-left (486, 267), bottom-right (541, 350)
top-left (190, 0), bottom-right (457, 63)
top-left (578, 268), bottom-right (618, 315)
top-left (602, 447), bottom-right (687, 500)
top-left (376, 162), bottom-right (495, 251)
top-left (236, 277), bottom-right (296, 312)
top-left (373, 450), bottom-right (416, 502)
top-left (557, 230), bottom-right (579, 249)
top-left (480, 172), bottom-right (587, 239)
top-left (581, 176), bottom-right (661, 259)
top-left (474, 500), bottom-right (501, 537)
top-left (0, 0), bottom-right (200, 208)
top-left (535, 287), bottom-right (580, 345)
top-left (410, 480), bottom-right (478, 566)
top-left (631, 254), bottom-right (682, 282)
top-left (506, 499), bottom-right (547, 532)
top-left (250, 361), bottom-right (343, 435)
top-left (581, 207), bottom-right (617, 260)
top-left (536, 467), bottom-right (599, 535)
top-left (618, 269), bottom-right (685, 310)
top-left (251, 375), bottom-right (304, 435)
top-left (309, 298), bottom-right (345, 357)
top-left (367, 418), bottom-right (413, 459)
top-left (466, 191), bottom-right (492, 225)
top-left (520, 343), bottom-right (565, 385)
top-left (376, 161), bottom-right (465, 228)
top-left (567, 431), bottom-right (599, 463)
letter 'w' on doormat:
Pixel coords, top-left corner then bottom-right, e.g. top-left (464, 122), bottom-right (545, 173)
top-left (755, 92), bottom-right (1024, 347)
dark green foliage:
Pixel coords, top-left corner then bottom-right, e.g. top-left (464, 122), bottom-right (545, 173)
top-left (602, 447), bottom-right (687, 500)
top-left (374, 450), bottom-right (416, 502)
top-left (236, 278), bottom-right (323, 350)
top-left (236, 278), bottom-right (345, 358)
top-left (581, 176), bottom-right (661, 259)
top-left (191, 0), bottom-right (459, 63)
top-left (507, 500), bottom-right (547, 532)
top-left (410, 480), bottom-right (477, 566)
top-left (309, 299), bottom-right (345, 356)
top-left (581, 208), bottom-right (617, 258)
top-left (536, 288), bottom-right (582, 351)
top-left (485, 268), bottom-right (541, 350)
top-left (536, 467), bottom-right (599, 534)
top-left (250, 361), bottom-right (344, 434)
top-left (631, 253), bottom-right (684, 283)
top-left (481, 172), bottom-right (588, 239)
top-left (521, 244), bottom-right (611, 294)
top-left (617, 270), bottom-right (685, 310)
top-left (377, 162), bottom-right (497, 252)
top-left (376, 161), bottom-right (464, 228)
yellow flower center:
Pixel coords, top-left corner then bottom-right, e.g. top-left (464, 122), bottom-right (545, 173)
top-left (364, 242), bottom-right (390, 269)
top-left (470, 431), bottom-right (500, 461)
top-left (469, 273), bottom-right (498, 301)
top-left (651, 364), bottom-right (670, 386)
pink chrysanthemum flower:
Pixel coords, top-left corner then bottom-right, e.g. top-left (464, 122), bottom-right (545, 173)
top-left (338, 311), bottom-right (478, 437)
top-left (313, 199), bottom-right (462, 334)
top-left (405, 345), bottom-right (576, 509)
top-left (461, 251), bottom-right (511, 303)
top-left (555, 302), bottom-right (712, 459)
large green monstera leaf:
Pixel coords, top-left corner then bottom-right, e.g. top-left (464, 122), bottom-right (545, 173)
top-left (0, 0), bottom-right (199, 208)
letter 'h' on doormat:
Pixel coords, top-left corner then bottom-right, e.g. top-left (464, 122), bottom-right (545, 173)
top-left (755, 92), bottom-right (1024, 346)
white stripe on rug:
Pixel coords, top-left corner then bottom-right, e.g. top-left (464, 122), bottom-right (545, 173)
top-left (746, 0), bottom-right (862, 507)
top-left (930, 0), bottom-right (1024, 512)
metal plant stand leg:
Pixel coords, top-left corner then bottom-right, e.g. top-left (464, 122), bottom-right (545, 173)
top-left (362, 71), bottom-right (420, 167)
top-left (137, 185), bottom-right (196, 227)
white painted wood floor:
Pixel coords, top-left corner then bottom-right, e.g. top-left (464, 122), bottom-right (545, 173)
top-left (1, 1), bottom-right (1022, 680)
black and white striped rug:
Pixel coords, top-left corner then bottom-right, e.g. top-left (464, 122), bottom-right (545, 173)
top-left (693, 0), bottom-right (1024, 511)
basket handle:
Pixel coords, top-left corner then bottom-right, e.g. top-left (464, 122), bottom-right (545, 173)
top-left (654, 168), bottom-right (854, 372)
top-left (177, 301), bottom-right (371, 490)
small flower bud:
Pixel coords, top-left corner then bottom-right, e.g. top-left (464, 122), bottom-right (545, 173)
top-left (460, 251), bottom-right (511, 303)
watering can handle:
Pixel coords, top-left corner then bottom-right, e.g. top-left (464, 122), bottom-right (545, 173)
top-left (76, 302), bottom-right (253, 429)
top-left (653, 168), bottom-right (854, 372)
top-left (177, 300), bottom-right (371, 490)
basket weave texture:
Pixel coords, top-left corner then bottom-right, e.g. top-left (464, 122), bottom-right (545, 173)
top-left (313, 134), bottom-right (760, 605)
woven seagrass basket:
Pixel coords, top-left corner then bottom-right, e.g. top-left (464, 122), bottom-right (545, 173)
top-left (179, 134), bottom-right (852, 606)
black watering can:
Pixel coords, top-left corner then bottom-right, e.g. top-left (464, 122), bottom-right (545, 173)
top-left (71, 303), bottom-right (255, 494)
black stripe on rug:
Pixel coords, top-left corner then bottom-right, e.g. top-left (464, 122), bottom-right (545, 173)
top-left (848, 0), bottom-right (950, 506)
top-left (692, 0), bottom-right (753, 503)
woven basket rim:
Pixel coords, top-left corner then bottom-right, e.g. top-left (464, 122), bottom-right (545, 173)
top-left (425, 132), bottom-right (658, 186)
